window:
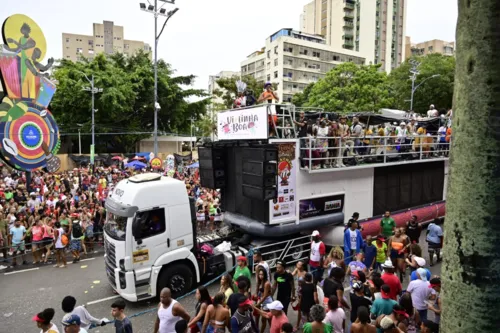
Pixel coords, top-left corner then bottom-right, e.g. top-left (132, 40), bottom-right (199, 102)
top-left (274, 46), bottom-right (278, 54)
top-left (88, 40), bottom-right (94, 46)
top-left (313, 51), bottom-right (321, 58)
top-left (274, 71), bottom-right (278, 79)
top-left (274, 59), bottom-right (278, 66)
top-left (89, 49), bottom-right (94, 54)
top-left (333, 55), bottom-right (340, 61)
top-left (76, 48), bottom-right (83, 53)
top-left (428, 46), bottom-right (434, 52)
top-left (65, 38), bottom-right (70, 43)
top-left (124, 44), bottom-right (129, 49)
top-left (267, 74), bottom-right (271, 81)
top-left (267, 50), bottom-right (271, 59)
top-left (135, 208), bottom-right (166, 239)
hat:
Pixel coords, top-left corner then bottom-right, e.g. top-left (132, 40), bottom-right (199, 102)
top-left (429, 277), bottom-right (441, 289)
top-left (61, 314), bottom-right (81, 326)
top-left (32, 314), bottom-right (44, 323)
top-left (400, 122), bottom-right (406, 126)
top-left (381, 287), bottom-right (391, 299)
top-left (29, 192), bottom-right (36, 196)
top-left (237, 256), bottom-right (247, 262)
top-left (266, 300), bottom-right (284, 311)
top-left (393, 309), bottom-right (410, 318)
top-left (352, 281), bottom-right (363, 291)
top-left (376, 235), bottom-right (386, 242)
top-left (264, 82), bottom-right (272, 88)
top-left (381, 259), bottom-right (394, 269)
top-left (417, 268), bottom-right (429, 281)
top-left (380, 316), bottom-right (395, 329)
top-left (413, 256), bottom-right (426, 267)
top-left (311, 230), bottom-right (320, 237)
top-left (276, 260), bottom-right (285, 267)
top-left (238, 297), bottom-right (253, 307)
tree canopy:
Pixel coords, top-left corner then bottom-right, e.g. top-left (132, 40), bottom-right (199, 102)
top-left (291, 62), bottom-right (393, 114)
top-left (212, 75), bottom-right (270, 110)
top-left (388, 53), bottom-right (455, 114)
top-left (50, 51), bottom-right (209, 153)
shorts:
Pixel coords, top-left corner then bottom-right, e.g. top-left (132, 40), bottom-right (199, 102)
top-left (42, 237), bottom-right (54, 247)
top-left (31, 239), bottom-right (44, 249)
top-left (86, 226), bottom-right (94, 239)
top-left (390, 249), bottom-right (404, 259)
top-left (70, 239), bottom-right (82, 252)
top-left (12, 241), bottom-right (25, 252)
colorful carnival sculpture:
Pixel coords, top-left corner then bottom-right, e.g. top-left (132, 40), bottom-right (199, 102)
top-left (0, 14), bottom-right (61, 172)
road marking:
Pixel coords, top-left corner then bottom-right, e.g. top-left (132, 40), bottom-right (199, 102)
top-left (68, 258), bottom-right (96, 265)
top-left (87, 295), bottom-right (121, 305)
top-left (4, 267), bottom-right (39, 275)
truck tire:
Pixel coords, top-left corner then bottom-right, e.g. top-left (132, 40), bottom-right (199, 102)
top-left (157, 264), bottom-right (193, 299)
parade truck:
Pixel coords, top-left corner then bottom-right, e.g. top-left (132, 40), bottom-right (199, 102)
top-left (104, 104), bottom-right (448, 302)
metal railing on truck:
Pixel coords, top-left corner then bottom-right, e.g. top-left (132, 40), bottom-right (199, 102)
top-left (251, 234), bottom-right (312, 271)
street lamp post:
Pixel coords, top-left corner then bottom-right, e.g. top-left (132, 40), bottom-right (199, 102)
top-left (408, 60), bottom-right (441, 111)
top-left (140, 1), bottom-right (179, 157)
top-left (82, 74), bottom-right (103, 167)
top-left (410, 74), bottom-right (441, 111)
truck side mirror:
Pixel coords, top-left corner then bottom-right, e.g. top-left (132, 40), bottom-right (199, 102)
top-left (132, 218), bottom-right (143, 245)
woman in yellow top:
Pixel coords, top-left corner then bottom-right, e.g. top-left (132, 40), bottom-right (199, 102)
top-left (219, 273), bottom-right (234, 304)
top-left (388, 228), bottom-right (409, 282)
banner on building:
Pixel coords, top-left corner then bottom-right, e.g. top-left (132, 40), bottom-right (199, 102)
top-left (217, 106), bottom-right (268, 140)
top-left (299, 194), bottom-right (344, 220)
top-left (270, 142), bottom-right (297, 223)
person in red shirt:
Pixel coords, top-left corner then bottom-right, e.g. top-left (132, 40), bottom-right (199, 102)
top-left (309, 230), bottom-right (326, 283)
top-left (380, 259), bottom-right (402, 300)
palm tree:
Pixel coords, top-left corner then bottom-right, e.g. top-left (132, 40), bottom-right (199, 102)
top-left (441, 1), bottom-right (500, 332)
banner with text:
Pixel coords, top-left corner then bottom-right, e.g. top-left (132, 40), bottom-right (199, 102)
top-left (270, 142), bottom-right (297, 223)
top-left (217, 106), bottom-right (268, 140)
top-left (299, 194), bottom-right (344, 220)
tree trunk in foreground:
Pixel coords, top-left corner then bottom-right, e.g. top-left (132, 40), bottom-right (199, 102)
top-left (441, 1), bottom-right (500, 332)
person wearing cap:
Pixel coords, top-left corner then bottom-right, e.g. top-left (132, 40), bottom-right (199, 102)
top-left (310, 230), bottom-right (326, 282)
top-left (350, 280), bottom-right (373, 324)
top-left (370, 285), bottom-right (398, 320)
top-left (233, 255), bottom-right (252, 290)
top-left (230, 295), bottom-right (258, 333)
top-left (406, 268), bottom-right (436, 322)
top-left (344, 220), bottom-right (364, 265)
top-left (252, 300), bottom-right (289, 333)
top-left (33, 308), bottom-right (59, 333)
top-left (427, 277), bottom-right (441, 329)
top-left (381, 259), bottom-right (402, 301)
top-left (272, 260), bottom-right (294, 315)
top-left (376, 306), bottom-right (408, 332)
top-left (61, 314), bottom-right (87, 333)
top-left (373, 235), bottom-right (388, 272)
top-left (426, 105), bottom-right (438, 118)
top-left (396, 122), bottom-right (408, 153)
top-left (408, 256), bottom-right (431, 282)
top-left (61, 296), bottom-right (105, 331)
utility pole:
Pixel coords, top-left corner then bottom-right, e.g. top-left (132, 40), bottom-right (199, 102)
top-left (82, 74), bottom-right (103, 168)
top-left (140, 1), bottom-right (179, 157)
top-left (190, 117), bottom-right (194, 154)
top-left (78, 128), bottom-right (81, 155)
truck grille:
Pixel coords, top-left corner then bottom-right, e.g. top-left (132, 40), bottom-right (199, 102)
top-left (104, 238), bottom-right (117, 288)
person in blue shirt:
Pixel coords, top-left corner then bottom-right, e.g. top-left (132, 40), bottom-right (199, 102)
top-left (362, 235), bottom-right (377, 270)
top-left (426, 219), bottom-right (443, 266)
top-left (344, 221), bottom-right (364, 265)
top-left (10, 219), bottom-right (27, 266)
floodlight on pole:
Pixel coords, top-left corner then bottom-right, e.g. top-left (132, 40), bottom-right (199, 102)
top-left (79, 72), bottom-right (103, 167)
top-left (139, 0), bottom-right (179, 158)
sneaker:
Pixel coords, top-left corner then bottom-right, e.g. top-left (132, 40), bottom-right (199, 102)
top-left (22, 261), bottom-right (29, 265)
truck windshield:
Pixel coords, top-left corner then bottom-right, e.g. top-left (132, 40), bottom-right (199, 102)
top-left (104, 212), bottom-right (128, 241)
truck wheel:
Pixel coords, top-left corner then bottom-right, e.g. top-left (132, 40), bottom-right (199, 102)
top-left (157, 264), bottom-right (193, 299)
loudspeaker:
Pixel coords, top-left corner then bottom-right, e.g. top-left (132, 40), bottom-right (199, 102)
top-left (241, 146), bottom-right (278, 201)
top-left (198, 147), bottom-right (226, 189)
top-left (242, 184), bottom-right (277, 201)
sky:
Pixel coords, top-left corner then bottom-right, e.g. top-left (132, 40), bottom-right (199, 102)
top-left (0, 0), bottom-right (458, 93)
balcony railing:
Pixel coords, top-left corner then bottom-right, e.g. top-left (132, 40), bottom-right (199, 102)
top-left (343, 21), bottom-right (354, 27)
top-left (298, 135), bottom-right (450, 172)
top-left (345, 2), bottom-right (355, 10)
top-left (344, 12), bottom-right (355, 19)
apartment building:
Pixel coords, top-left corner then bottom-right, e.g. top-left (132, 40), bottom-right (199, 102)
top-left (208, 70), bottom-right (240, 105)
top-left (301, 0), bottom-right (407, 72)
top-left (62, 21), bottom-right (151, 62)
top-left (405, 37), bottom-right (455, 59)
top-left (241, 28), bottom-right (365, 103)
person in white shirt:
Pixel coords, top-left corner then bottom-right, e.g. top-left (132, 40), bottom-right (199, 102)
top-left (61, 296), bottom-right (106, 330)
top-left (406, 268), bottom-right (436, 322)
top-left (426, 105), bottom-right (439, 118)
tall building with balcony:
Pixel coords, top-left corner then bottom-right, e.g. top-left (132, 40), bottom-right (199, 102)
top-left (405, 37), bottom-right (455, 59)
top-left (301, 0), bottom-right (407, 72)
top-left (208, 70), bottom-right (241, 105)
top-left (240, 28), bottom-right (365, 103)
top-left (62, 21), bottom-right (152, 62)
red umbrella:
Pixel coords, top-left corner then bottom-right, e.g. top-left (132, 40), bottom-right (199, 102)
top-left (112, 156), bottom-right (123, 161)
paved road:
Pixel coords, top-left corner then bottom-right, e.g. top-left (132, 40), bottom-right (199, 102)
top-left (1, 232), bottom-right (442, 333)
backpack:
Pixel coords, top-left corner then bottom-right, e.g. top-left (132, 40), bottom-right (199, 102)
top-left (72, 222), bottom-right (83, 238)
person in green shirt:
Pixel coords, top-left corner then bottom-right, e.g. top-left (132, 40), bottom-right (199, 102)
top-left (4, 188), bottom-right (14, 201)
top-left (233, 256), bottom-right (251, 290)
top-left (380, 211), bottom-right (396, 238)
top-left (303, 304), bottom-right (333, 333)
top-left (373, 235), bottom-right (388, 271)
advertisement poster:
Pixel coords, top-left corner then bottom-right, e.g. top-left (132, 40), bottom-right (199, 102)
top-left (270, 143), bottom-right (297, 223)
top-left (299, 194), bottom-right (344, 220)
top-left (217, 106), bottom-right (268, 140)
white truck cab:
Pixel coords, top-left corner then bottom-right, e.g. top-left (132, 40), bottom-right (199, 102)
top-left (104, 173), bottom-right (200, 302)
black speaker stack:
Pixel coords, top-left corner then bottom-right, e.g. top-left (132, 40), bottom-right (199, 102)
top-left (198, 147), bottom-right (226, 189)
top-left (241, 147), bottom-right (278, 201)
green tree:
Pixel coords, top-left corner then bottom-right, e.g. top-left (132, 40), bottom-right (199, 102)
top-left (441, 1), bottom-right (500, 332)
top-left (212, 75), bottom-right (266, 109)
top-left (291, 83), bottom-right (314, 107)
top-left (302, 62), bottom-right (393, 114)
top-left (388, 53), bottom-right (455, 114)
top-left (50, 51), bottom-right (209, 153)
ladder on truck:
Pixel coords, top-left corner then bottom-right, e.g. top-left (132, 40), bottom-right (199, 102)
top-left (267, 104), bottom-right (297, 139)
